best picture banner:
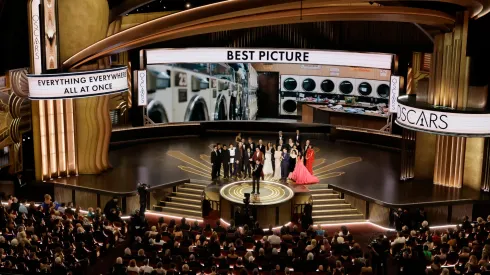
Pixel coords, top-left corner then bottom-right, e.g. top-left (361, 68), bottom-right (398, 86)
top-left (145, 48), bottom-right (393, 69)
top-left (396, 102), bottom-right (490, 136)
top-left (27, 67), bottom-right (128, 99)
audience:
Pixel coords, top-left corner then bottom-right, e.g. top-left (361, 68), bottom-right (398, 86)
top-left (4, 193), bottom-right (490, 275)
top-left (0, 194), bottom-right (126, 274)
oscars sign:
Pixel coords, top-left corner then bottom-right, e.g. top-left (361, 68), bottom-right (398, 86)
top-left (27, 67), bottom-right (128, 100)
top-left (396, 101), bottom-right (490, 136)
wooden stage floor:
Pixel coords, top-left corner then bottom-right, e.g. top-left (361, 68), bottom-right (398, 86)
top-left (48, 134), bottom-right (488, 207)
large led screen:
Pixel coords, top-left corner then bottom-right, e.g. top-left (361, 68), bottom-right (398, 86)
top-left (143, 48), bottom-right (393, 124)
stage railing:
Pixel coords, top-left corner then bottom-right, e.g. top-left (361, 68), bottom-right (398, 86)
top-left (51, 179), bottom-right (190, 215)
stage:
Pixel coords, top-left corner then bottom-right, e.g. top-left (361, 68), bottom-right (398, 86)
top-left (46, 133), bottom-right (490, 225)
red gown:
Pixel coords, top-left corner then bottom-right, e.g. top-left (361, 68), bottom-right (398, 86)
top-left (305, 148), bottom-right (314, 174)
top-left (288, 156), bottom-right (319, 185)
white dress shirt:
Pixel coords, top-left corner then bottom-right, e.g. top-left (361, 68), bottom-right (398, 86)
top-left (229, 148), bottom-right (235, 163)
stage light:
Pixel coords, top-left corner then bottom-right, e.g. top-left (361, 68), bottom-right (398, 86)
top-left (186, 3), bottom-right (191, 8)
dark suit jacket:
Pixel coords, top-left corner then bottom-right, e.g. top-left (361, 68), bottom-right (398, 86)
top-left (294, 135), bottom-right (301, 144)
top-left (244, 151), bottom-right (252, 165)
top-left (211, 151), bottom-right (219, 165)
top-left (235, 147), bottom-right (243, 163)
top-left (248, 142), bottom-right (256, 152)
top-left (217, 149), bottom-right (223, 162)
top-left (241, 143), bottom-right (247, 153)
top-left (276, 136), bottom-right (286, 146)
top-left (281, 153), bottom-right (290, 164)
top-left (221, 149), bottom-right (230, 164)
top-left (253, 164), bottom-right (263, 178)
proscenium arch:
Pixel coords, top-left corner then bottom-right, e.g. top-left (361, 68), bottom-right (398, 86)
top-left (110, 0), bottom-right (488, 23)
top-left (64, 1), bottom-right (456, 69)
top-left (184, 95), bottom-right (210, 122)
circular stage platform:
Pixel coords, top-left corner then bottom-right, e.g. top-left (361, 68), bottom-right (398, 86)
top-left (219, 180), bottom-right (294, 206)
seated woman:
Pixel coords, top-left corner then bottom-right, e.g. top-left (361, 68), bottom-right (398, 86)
top-left (465, 255), bottom-right (480, 274)
top-left (173, 225), bottom-right (183, 238)
top-left (127, 259), bottom-right (139, 273)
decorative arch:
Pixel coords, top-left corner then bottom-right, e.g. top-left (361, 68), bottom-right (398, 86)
top-left (64, 1), bottom-right (456, 68)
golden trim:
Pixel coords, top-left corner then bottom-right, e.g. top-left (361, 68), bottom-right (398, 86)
top-left (64, 4), bottom-right (455, 68)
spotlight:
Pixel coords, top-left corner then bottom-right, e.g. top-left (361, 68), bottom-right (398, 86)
top-left (186, 3), bottom-right (191, 8)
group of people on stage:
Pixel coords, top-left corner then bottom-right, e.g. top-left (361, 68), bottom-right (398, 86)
top-left (210, 130), bottom-right (319, 191)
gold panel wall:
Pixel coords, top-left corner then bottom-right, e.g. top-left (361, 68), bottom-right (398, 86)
top-left (400, 129), bottom-right (416, 180)
top-left (30, 0), bottom-right (112, 178)
top-left (427, 12), bottom-right (470, 188)
top-left (414, 132), bottom-right (436, 180)
top-left (463, 138), bottom-right (484, 191)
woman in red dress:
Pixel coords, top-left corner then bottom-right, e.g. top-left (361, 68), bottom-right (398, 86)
top-left (288, 152), bottom-right (319, 185)
top-left (305, 145), bottom-right (315, 174)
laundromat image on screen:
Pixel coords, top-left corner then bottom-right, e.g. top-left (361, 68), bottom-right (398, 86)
top-left (145, 62), bottom-right (391, 124)
top-left (145, 63), bottom-right (258, 124)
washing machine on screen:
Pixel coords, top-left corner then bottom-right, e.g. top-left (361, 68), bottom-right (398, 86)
top-left (300, 76), bottom-right (320, 93)
top-left (375, 80), bottom-right (391, 99)
top-left (281, 75), bottom-right (301, 92)
top-left (146, 64), bottom-right (210, 123)
top-left (207, 77), bottom-right (218, 121)
top-left (318, 77), bottom-right (339, 94)
top-left (337, 78), bottom-right (356, 96)
top-left (246, 64), bottom-right (258, 120)
top-left (355, 79), bottom-right (376, 97)
top-left (280, 91), bottom-right (298, 116)
top-left (214, 78), bottom-right (232, 120)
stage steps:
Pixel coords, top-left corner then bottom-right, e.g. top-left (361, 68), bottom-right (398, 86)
top-left (310, 185), bottom-right (365, 225)
top-left (152, 179), bottom-right (211, 220)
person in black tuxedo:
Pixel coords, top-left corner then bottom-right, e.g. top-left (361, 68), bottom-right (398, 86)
top-left (243, 148), bottom-right (252, 178)
top-left (295, 140), bottom-right (302, 155)
top-left (303, 140), bottom-right (311, 163)
top-left (216, 143), bottom-right (223, 177)
top-left (294, 129), bottom-right (301, 145)
top-left (257, 139), bottom-right (266, 154)
top-left (210, 145), bottom-right (220, 180)
top-left (271, 143), bottom-right (276, 173)
top-left (240, 139), bottom-right (247, 172)
top-left (234, 143), bottom-right (243, 178)
top-left (222, 144), bottom-right (230, 179)
top-left (276, 131), bottom-right (285, 146)
top-left (13, 173), bottom-right (27, 199)
top-left (247, 137), bottom-right (255, 152)
top-left (252, 160), bottom-right (263, 194)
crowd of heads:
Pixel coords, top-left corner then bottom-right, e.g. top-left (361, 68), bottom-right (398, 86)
top-left (114, 216), bottom-right (376, 275)
top-left (0, 194), bottom-right (126, 274)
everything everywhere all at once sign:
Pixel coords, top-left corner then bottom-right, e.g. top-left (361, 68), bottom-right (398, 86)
top-left (145, 48), bottom-right (393, 69)
top-left (27, 67), bottom-right (128, 100)
top-left (395, 102), bottom-right (490, 136)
